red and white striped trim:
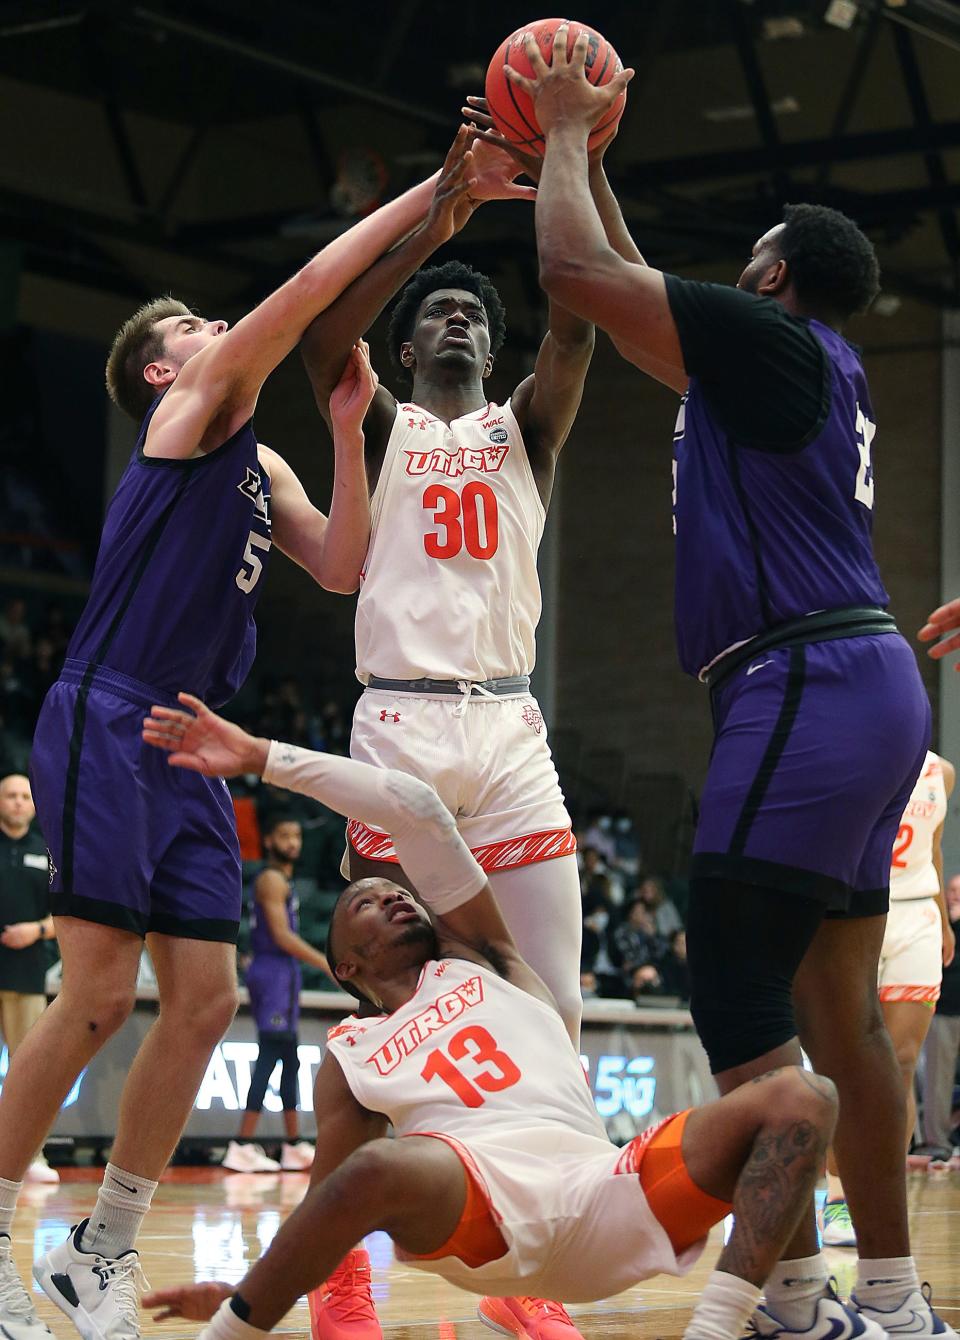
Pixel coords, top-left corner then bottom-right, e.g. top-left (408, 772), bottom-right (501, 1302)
top-left (878, 984), bottom-right (941, 1005)
top-left (347, 820), bottom-right (577, 872)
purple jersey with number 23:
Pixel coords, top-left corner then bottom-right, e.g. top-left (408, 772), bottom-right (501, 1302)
top-left (672, 319), bottom-right (888, 678)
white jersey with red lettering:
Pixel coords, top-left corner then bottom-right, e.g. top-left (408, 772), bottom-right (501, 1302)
top-left (325, 958), bottom-right (701, 1302)
top-left (889, 751), bottom-right (947, 901)
top-left (355, 399), bottom-right (543, 683)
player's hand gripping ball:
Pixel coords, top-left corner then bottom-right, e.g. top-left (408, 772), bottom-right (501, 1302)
top-left (485, 17), bottom-right (625, 155)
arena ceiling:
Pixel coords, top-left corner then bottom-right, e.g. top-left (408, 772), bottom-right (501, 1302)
top-left (2, 0), bottom-right (960, 324)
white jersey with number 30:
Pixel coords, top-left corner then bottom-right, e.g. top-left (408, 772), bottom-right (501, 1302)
top-left (355, 400), bottom-right (545, 682)
top-left (889, 751), bottom-right (947, 901)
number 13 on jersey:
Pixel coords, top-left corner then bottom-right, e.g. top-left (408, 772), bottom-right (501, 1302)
top-left (423, 482), bottom-right (499, 560)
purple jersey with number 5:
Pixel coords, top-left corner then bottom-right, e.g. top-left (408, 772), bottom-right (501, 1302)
top-left (672, 320), bottom-right (888, 677)
top-left (66, 395), bottom-right (272, 706)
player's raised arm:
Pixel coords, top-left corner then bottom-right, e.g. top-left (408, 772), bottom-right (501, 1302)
top-left (260, 341), bottom-right (376, 594)
top-left (503, 28), bottom-right (689, 394)
top-left (141, 697), bottom-right (553, 1005)
top-left (144, 136), bottom-right (473, 461)
top-left (300, 132), bottom-right (535, 438)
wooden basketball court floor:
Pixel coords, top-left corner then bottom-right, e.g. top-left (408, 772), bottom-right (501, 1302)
top-left (14, 1167), bottom-right (960, 1340)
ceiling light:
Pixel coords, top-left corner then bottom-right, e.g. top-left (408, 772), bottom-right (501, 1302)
top-left (825, 0), bottom-right (859, 28)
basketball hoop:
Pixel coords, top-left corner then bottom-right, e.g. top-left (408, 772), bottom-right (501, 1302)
top-left (330, 147), bottom-right (389, 218)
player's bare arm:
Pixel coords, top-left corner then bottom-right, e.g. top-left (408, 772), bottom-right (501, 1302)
top-left (143, 1053), bottom-right (386, 1324)
top-left (142, 696), bottom-right (556, 1012)
top-left (140, 145), bottom-right (469, 464)
top-left (505, 28), bottom-right (688, 396)
top-left (257, 341), bottom-right (376, 593)
top-left (932, 757), bottom-right (956, 966)
top-left (300, 129), bottom-right (535, 461)
top-left (508, 299), bottom-right (595, 507)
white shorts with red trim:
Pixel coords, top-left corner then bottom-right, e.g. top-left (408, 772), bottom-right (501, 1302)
top-left (878, 896), bottom-right (942, 1005)
top-left (396, 1125), bottom-right (703, 1303)
top-left (346, 688), bottom-right (573, 873)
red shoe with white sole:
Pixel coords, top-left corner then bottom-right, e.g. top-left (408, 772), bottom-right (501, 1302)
top-left (477, 1296), bottom-right (585, 1340)
top-left (308, 1248), bottom-right (382, 1340)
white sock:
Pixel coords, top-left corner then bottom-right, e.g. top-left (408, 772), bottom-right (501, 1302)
top-left (684, 1271), bottom-right (762, 1340)
top-left (763, 1256), bottom-right (829, 1329)
top-left (855, 1257), bottom-right (920, 1310)
top-left (80, 1163), bottom-right (158, 1257)
top-left (204, 1299), bottom-right (268, 1340)
top-left (0, 1177), bottom-right (21, 1239)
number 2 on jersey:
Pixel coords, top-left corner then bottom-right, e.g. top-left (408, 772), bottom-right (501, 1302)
top-left (891, 823), bottom-right (913, 870)
top-left (421, 1024), bottom-right (521, 1107)
top-left (423, 482), bottom-right (499, 560)
top-left (854, 403), bottom-right (876, 510)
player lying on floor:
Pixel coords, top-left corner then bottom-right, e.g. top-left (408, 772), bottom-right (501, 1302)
top-left (140, 695), bottom-right (839, 1340)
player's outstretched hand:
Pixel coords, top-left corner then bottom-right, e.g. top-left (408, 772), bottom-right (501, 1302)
top-left (143, 693), bottom-right (269, 778)
top-left (143, 1281), bottom-right (235, 1322)
top-left (918, 597), bottom-right (960, 668)
top-left (329, 339), bottom-right (378, 438)
top-left (505, 24), bottom-right (633, 138)
top-left (423, 124), bottom-right (480, 243)
top-left (462, 96), bottom-right (541, 183)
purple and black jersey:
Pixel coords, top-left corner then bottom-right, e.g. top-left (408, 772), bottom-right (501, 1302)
top-left (66, 394), bottom-right (273, 706)
top-left (665, 279), bottom-right (888, 678)
top-left (248, 871), bottom-right (301, 1035)
top-left (249, 871), bottom-right (300, 957)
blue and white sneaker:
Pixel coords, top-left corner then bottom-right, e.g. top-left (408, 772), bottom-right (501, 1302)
top-left (34, 1219), bottom-right (146, 1340)
top-left (852, 1284), bottom-right (958, 1339)
top-left (746, 1288), bottom-right (888, 1340)
top-left (820, 1200), bottom-right (857, 1248)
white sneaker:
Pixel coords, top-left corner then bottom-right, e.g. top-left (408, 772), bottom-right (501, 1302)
top-left (26, 1156), bottom-right (59, 1185)
top-left (220, 1141), bottom-right (280, 1173)
top-left (853, 1284), bottom-right (958, 1339)
top-left (0, 1234), bottom-right (54, 1340)
top-left (280, 1141), bottom-right (314, 1171)
top-left (747, 1290), bottom-right (887, 1340)
top-left (820, 1200), bottom-right (857, 1248)
top-left (33, 1220), bottom-right (146, 1340)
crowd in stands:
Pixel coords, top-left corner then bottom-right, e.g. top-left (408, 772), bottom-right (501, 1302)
top-left (576, 813), bottom-right (690, 1005)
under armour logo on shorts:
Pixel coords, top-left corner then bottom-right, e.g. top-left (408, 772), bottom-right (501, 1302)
top-left (379, 710), bottom-right (400, 723)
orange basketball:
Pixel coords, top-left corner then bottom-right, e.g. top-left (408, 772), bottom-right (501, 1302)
top-left (484, 17), bottom-right (625, 156)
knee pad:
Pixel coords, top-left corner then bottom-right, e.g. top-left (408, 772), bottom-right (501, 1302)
top-left (686, 878), bottom-right (823, 1074)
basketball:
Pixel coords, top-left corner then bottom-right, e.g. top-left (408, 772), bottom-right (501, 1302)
top-left (484, 17), bottom-right (626, 156)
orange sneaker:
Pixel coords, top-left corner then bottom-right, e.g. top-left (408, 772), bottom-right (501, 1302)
top-left (477, 1297), bottom-right (585, 1340)
top-left (308, 1248), bottom-right (382, 1340)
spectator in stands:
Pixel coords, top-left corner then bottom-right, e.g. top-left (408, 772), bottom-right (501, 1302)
top-left (0, 599), bottom-right (31, 662)
top-left (630, 963), bottom-right (665, 999)
top-left (613, 897), bottom-right (667, 989)
top-left (612, 812), bottom-right (642, 881)
top-left (660, 928), bottom-right (691, 1002)
top-left (580, 848), bottom-right (622, 995)
top-left (312, 699), bottom-right (349, 754)
top-left (37, 603), bottom-right (71, 660)
top-left (0, 774), bottom-right (57, 1183)
top-left (581, 811), bottom-right (618, 866)
top-left (918, 872), bottom-right (960, 1162)
top-left (636, 874), bottom-right (683, 937)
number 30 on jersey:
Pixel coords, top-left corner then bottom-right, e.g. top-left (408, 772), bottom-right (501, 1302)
top-left (422, 482), bottom-right (499, 560)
